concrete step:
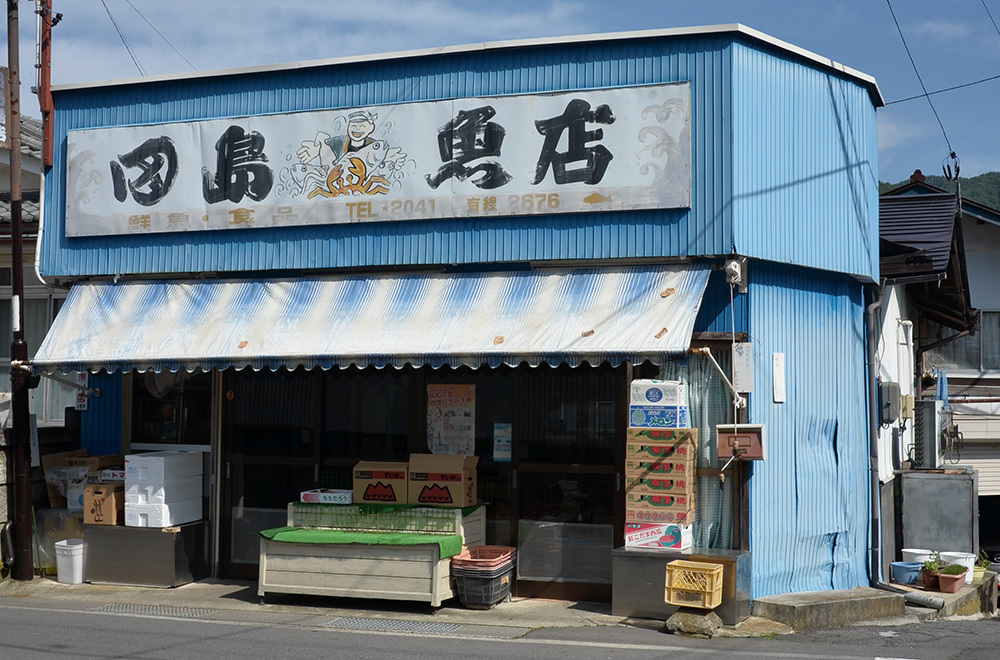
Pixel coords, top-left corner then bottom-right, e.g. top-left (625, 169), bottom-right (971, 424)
top-left (752, 587), bottom-right (906, 631)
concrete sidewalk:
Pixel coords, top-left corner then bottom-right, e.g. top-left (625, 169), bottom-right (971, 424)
top-left (2, 573), bottom-right (993, 637)
top-left (0, 575), bottom-right (793, 638)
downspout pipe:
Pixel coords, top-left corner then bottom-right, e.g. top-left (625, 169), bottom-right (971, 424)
top-left (865, 283), bottom-right (888, 590)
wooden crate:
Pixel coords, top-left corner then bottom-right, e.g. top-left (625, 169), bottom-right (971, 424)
top-left (665, 559), bottom-right (723, 609)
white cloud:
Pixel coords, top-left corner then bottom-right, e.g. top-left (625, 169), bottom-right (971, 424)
top-left (909, 19), bottom-right (971, 40)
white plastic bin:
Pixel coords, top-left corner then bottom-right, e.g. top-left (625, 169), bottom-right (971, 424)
top-left (901, 548), bottom-right (933, 563)
top-left (940, 551), bottom-right (976, 584)
top-left (54, 538), bottom-right (84, 584)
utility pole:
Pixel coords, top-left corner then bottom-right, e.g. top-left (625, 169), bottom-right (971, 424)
top-left (7, 0), bottom-right (34, 581)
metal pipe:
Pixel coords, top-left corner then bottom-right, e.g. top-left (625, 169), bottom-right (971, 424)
top-left (866, 284), bottom-right (884, 588)
top-left (688, 346), bottom-right (746, 409)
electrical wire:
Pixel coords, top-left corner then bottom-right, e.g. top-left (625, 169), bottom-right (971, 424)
top-left (885, 0), bottom-right (953, 153)
top-left (982, 0), bottom-right (1000, 38)
top-left (885, 73), bottom-right (1000, 105)
top-left (123, 0), bottom-right (198, 72)
top-left (100, 0), bottom-right (145, 76)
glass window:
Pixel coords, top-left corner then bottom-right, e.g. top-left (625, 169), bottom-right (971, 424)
top-left (232, 368), bottom-right (317, 457)
top-left (425, 366), bottom-right (513, 458)
top-left (518, 364), bottom-right (615, 464)
top-left (0, 294), bottom-right (77, 426)
top-left (322, 367), bottom-right (410, 461)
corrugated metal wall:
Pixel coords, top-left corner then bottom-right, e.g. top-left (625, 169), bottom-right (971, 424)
top-left (42, 35), bottom-right (735, 278)
top-left (80, 372), bottom-right (123, 455)
top-left (748, 260), bottom-right (869, 597)
top-left (731, 42), bottom-right (879, 282)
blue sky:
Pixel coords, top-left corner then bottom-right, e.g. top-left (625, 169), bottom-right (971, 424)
top-left (2, 0), bottom-right (999, 184)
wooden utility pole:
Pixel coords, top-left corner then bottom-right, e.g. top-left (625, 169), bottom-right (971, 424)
top-left (7, 0), bottom-right (34, 581)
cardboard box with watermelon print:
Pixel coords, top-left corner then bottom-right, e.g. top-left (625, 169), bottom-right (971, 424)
top-left (352, 461), bottom-right (409, 504)
top-left (624, 521), bottom-right (693, 549)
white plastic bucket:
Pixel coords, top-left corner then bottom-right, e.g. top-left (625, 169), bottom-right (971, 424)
top-left (940, 551), bottom-right (976, 584)
top-left (901, 548), bottom-right (933, 563)
top-left (54, 538), bottom-right (84, 584)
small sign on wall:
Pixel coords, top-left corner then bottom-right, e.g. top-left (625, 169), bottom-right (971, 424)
top-left (493, 423), bottom-right (512, 462)
top-left (75, 373), bottom-right (90, 411)
top-left (733, 342), bottom-right (754, 393)
top-left (772, 353), bottom-right (786, 403)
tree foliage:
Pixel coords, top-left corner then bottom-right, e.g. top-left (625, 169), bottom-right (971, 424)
top-left (880, 171), bottom-right (1000, 210)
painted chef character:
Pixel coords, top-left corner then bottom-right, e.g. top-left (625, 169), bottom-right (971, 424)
top-left (297, 110), bottom-right (404, 177)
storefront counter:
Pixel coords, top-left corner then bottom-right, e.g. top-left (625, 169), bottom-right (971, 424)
top-left (83, 521), bottom-right (209, 587)
top-left (611, 546), bottom-right (751, 625)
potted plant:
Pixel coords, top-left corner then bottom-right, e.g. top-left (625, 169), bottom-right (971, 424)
top-left (920, 551), bottom-right (940, 589)
top-left (937, 563), bottom-right (969, 594)
top-left (974, 551), bottom-right (992, 582)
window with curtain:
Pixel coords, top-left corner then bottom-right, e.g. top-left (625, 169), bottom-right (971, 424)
top-left (0, 291), bottom-right (77, 426)
top-left (658, 351), bottom-right (736, 550)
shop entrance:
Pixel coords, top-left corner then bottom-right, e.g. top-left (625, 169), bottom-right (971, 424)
top-left (215, 361), bottom-right (727, 600)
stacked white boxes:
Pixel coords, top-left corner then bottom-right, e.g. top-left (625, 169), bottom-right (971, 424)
top-left (124, 451), bottom-right (204, 527)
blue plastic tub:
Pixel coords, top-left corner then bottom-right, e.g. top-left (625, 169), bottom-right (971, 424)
top-left (890, 561), bottom-right (922, 585)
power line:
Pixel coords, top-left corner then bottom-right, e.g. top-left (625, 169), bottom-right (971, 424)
top-left (885, 2), bottom-right (1000, 106)
top-left (885, 0), bottom-right (953, 152)
top-left (123, 0), bottom-right (198, 72)
top-left (100, 0), bottom-right (145, 76)
top-left (982, 0), bottom-right (1000, 38)
top-left (885, 73), bottom-right (1000, 105)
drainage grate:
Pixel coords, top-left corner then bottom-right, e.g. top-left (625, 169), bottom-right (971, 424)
top-left (322, 616), bottom-right (462, 634)
top-left (92, 603), bottom-right (217, 618)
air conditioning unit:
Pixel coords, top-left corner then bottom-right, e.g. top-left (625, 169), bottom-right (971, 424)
top-left (912, 400), bottom-right (945, 469)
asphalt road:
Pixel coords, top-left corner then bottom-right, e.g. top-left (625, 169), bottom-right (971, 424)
top-left (1, 599), bottom-right (998, 660)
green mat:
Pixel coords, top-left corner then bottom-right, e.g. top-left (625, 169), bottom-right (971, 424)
top-left (259, 527), bottom-right (463, 558)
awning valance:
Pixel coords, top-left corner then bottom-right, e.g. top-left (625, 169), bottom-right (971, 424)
top-left (31, 264), bottom-right (710, 374)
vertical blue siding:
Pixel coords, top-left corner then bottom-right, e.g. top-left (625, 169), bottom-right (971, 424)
top-left (731, 42), bottom-right (878, 282)
top-left (694, 268), bottom-right (748, 335)
top-left (748, 261), bottom-right (869, 597)
top-left (80, 372), bottom-right (124, 455)
top-left (42, 35), bottom-right (734, 278)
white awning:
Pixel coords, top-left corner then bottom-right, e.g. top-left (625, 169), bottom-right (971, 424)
top-left (32, 264), bottom-right (711, 374)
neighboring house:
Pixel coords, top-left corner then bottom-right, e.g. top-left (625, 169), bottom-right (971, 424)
top-left (881, 170), bottom-right (999, 558)
top-left (1, 116), bottom-right (79, 523)
top-left (33, 25), bottom-right (883, 601)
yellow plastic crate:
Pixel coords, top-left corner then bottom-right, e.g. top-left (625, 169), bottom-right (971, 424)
top-left (664, 559), bottom-right (724, 609)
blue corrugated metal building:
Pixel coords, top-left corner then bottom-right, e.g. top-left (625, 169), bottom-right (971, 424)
top-left (34, 24), bottom-right (882, 603)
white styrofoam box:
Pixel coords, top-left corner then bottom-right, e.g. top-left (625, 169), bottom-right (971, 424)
top-left (630, 380), bottom-right (687, 408)
top-left (125, 451), bottom-right (203, 484)
top-left (126, 474), bottom-right (203, 505)
top-left (125, 497), bottom-right (203, 527)
top-left (66, 478), bottom-right (87, 511)
top-left (624, 521), bottom-right (692, 549)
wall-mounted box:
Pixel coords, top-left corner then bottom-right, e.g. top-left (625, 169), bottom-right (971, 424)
top-left (716, 424), bottom-right (766, 461)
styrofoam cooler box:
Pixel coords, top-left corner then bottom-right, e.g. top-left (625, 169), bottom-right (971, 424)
top-left (125, 498), bottom-right (203, 527)
top-left (126, 451), bottom-right (203, 484)
top-left (126, 475), bottom-right (203, 505)
top-left (630, 380), bottom-right (687, 408)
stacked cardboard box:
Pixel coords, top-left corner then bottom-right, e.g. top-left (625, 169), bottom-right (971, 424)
top-left (84, 482), bottom-right (125, 525)
top-left (124, 451), bottom-right (203, 527)
top-left (351, 455), bottom-right (480, 507)
top-left (624, 428), bottom-right (697, 544)
top-left (353, 461), bottom-right (409, 504)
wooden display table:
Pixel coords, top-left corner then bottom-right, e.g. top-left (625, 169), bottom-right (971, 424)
top-left (258, 504), bottom-right (483, 607)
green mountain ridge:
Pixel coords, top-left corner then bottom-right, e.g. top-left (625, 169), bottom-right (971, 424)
top-left (879, 171), bottom-right (1000, 209)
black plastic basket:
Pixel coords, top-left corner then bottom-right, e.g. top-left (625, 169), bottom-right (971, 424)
top-left (452, 562), bottom-right (514, 609)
